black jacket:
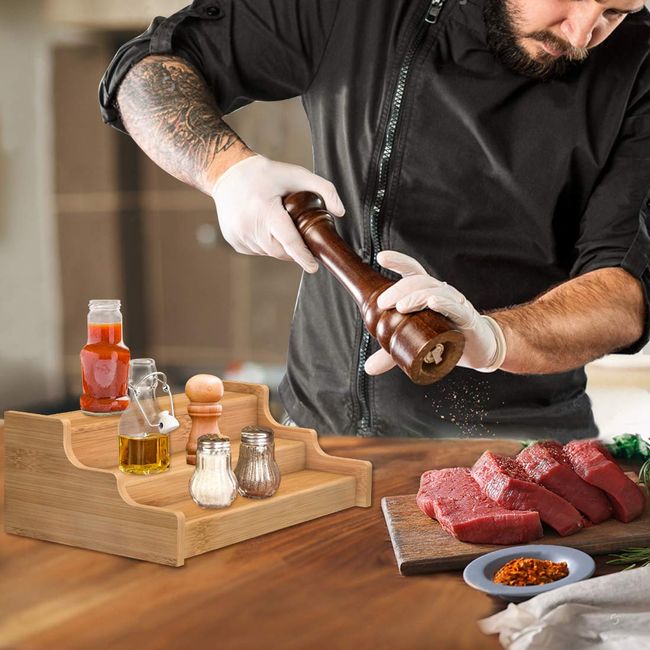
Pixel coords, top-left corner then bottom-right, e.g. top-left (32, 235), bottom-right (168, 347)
top-left (100, 0), bottom-right (650, 441)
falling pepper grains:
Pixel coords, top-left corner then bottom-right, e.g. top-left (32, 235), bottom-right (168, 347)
top-left (492, 557), bottom-right (569, 586)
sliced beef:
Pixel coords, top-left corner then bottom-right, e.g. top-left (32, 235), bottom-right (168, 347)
top-left (416, 468), bottom-right (543, 544)
top-left (471, 451), bottom-right (583, 536)
top-left (564, 440), bottom-right (646, 523)
top-left (518, 441), bottom-right (612, 523)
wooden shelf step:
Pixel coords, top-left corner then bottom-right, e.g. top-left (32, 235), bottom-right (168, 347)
top-left (122, 438), bottom-right (306, 506)
top-left (177, 470), bottom-right (358, 557)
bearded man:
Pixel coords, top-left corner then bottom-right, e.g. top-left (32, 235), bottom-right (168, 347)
top-left (100, 0), bottom-right (650, 441)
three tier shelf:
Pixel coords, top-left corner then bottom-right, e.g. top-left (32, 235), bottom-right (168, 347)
top-left (4, 380), bottom-right (372, 566)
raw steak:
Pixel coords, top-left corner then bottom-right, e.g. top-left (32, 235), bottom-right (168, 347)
top-left (518, 441), bottom-right (612, 523)
top-left (564, 440), bottom-right (646, 523)
top-left (416, 468), bottom-right (542, 544)
top-left (471, 451), bottom-right (583, 536)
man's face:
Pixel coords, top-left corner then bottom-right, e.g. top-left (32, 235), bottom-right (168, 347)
top-left (484, 0), bottom-right (646, 80)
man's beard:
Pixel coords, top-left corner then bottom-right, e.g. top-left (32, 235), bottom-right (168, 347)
top-left (483, 0), bottom-right (589, 80)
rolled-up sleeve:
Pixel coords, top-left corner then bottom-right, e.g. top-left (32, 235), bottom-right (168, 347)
top-left (570, 58), bottom-right (650, 353)
top-left (99, 0), bottom-right (341, 132)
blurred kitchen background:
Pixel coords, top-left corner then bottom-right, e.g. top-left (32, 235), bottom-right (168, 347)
top-left (1, 0), bottom-right (310, 417)
top-left (1, 1), bottom-right (649, 434)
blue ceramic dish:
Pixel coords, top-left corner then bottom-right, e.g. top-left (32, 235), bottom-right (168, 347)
top-left (463, 545), bottom-right (596, 602)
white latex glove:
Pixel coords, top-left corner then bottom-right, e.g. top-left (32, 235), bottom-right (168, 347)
top-left (211, 154), bottom-right (345, 273)
top-left (364, 250), bottom-right (507, 374)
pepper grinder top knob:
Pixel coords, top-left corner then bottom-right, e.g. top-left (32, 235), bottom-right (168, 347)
top-left (185, 374), bottom-right (224, 465)
top-left (283, 191), bottom-right (326, 219)
top-left (185, 374), bottom-right (224, 403)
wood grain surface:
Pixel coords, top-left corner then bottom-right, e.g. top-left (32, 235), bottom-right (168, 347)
top-left (383, 480), bottom-right (650, 575)
top-left (4, 384), bottom-right (371, 566)
top-left (0, 428), bottom-right (633, 650)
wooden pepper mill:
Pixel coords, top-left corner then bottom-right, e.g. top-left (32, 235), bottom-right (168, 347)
top-left (185, 374), bottom-right (224, 465)
top-left (283, 192), bottom-right (465, 385)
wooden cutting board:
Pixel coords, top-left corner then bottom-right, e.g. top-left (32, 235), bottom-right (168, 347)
top-left (382, 479), bottom-right (650, 575)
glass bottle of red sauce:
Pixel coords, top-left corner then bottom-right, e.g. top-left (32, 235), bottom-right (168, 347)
top-left (80, 299), bottom-right (131, 415)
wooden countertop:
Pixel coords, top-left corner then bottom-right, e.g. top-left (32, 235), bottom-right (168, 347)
top-left (0, 429), bottom-right (626, 649)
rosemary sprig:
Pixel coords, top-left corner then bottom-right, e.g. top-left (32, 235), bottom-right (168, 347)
top-left (640, 459), bottom-right (650, 487)
top-left (606, 547), bottom-right (650, 570)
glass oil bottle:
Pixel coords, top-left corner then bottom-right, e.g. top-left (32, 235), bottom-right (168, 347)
top-left (118, 358), bottom-right (177, 475)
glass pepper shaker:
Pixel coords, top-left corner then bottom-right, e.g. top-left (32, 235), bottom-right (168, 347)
top-left (189, 434), bottom-right (238, 509)
top-left (234, 426), bottom-right (281, 499)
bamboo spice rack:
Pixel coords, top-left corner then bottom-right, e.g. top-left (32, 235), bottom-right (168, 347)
top-left (4, 380), bottom-right (372, 566)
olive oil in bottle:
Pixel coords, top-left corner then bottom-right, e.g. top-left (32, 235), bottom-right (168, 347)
top-left (118, 433), bottom-right (170, 475)
top-left (117, 358), bottom-right (176, 475)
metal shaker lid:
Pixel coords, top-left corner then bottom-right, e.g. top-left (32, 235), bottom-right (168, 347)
top-left (240, 425), bottom-right (274, 445)
top-left (197, 433), bottom-right (231, 452)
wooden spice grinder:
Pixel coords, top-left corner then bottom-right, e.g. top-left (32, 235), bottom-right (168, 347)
top-left (283, 192), bottom-right (465, 385)
top-left (185, 373), bottom-right (224, 465)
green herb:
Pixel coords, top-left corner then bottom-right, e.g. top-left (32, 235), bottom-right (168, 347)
top-left (606, 547), bottom-right (650, 570)
top-left (519, 439), bottom-right (553, 450)
top-left (606, 434), bottom-right (650, 462)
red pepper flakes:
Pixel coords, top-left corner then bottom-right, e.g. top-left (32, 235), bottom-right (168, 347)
top-left (492, 557), bottom-right (569, 586)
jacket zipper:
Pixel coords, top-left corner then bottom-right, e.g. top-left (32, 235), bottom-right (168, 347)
top-left (355, 0), bottom-right (447, 435)
top-left (426, 0), bottom-right (446, 23)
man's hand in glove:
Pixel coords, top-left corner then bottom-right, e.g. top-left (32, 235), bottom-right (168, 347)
top-left (364, 250), bottom-right (507, 375)
top-left (211, 154), bottom-right (345, 273)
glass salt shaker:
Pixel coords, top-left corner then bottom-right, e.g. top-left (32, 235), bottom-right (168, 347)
top-left (234, 426), bottom-right (281, 499)
top-left (189, 434), bottom-right (238, 509)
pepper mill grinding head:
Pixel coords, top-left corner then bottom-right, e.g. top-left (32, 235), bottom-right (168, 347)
top-left (185, 374), bottom-right (224, 465)
top-left (283, 192), bottom-right (465, 385)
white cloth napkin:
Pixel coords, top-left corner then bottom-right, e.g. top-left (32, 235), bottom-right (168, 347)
top-left (478, 566), bottom-right (650, 649)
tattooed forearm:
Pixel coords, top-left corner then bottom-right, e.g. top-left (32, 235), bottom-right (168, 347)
top-left (116, 55), bottom-right (253, 193)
